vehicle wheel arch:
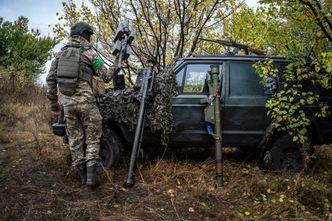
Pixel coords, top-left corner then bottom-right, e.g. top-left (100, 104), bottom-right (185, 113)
top-left (261, 130), bottom-right (314, 172)
top-left (99, 122), bottom-right (125, 169)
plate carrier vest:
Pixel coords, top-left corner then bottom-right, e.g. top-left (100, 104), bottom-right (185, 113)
top-left (57, 46), bottom-right (93, 96)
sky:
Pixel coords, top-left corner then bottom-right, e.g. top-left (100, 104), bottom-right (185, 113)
top-left (0, 0), bottom-right (259, 84)
top-left (0, 0), bottom-right (64, 37)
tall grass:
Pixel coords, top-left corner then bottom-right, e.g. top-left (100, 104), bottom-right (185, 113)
top-left (0, 71), bottom-right (331, 221)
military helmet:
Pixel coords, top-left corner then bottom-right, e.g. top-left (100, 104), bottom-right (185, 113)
top-left (70, 22), bottom-right (94, 36)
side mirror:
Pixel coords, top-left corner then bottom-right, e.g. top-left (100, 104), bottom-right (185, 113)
top-left (263, 76), bottom-right (277, 95)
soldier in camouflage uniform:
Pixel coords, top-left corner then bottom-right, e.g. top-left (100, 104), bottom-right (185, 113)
top-left (46, 22), bottom-right (113, 187)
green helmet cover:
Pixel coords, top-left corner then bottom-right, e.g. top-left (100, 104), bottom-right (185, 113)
top-left (70, 22), bottom-right (94, 37)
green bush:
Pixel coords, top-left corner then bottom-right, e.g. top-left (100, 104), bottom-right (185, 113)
top-left (0, 16), bottom-right (56, 86)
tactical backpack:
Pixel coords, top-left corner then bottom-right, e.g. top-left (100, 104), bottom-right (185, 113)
top-left (56, 47), bottom-right (92, 96)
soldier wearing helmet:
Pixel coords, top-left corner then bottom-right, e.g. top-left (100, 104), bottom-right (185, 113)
top-left (46, 22), bottom-right (113, 188)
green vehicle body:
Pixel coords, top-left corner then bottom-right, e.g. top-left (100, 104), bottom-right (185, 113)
top-left (117, 55), bottom-right (332, 149)
top-left (53, 54), bottom-right (332, 169)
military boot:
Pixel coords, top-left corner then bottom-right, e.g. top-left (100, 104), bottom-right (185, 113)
top-left (77, 165), bottom-right (87, 185)
top-left (86, 165), bottom-right (100, 188)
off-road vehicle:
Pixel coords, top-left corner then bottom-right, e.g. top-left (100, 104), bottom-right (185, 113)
top-left (53, 54), bottom-right (332, 171)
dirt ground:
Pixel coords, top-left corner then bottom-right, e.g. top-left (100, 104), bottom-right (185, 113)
top-left (0, 87), bottom-right (331, 221)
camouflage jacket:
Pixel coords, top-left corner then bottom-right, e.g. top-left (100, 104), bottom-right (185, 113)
top-left (46, 35), bottom-right (113, 111)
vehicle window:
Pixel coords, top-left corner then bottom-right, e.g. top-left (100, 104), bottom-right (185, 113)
top-left (183, 64), bottom-right (211, 93)
top-left (229, 62), bottom-right (264, 97)
top-left (176, 68), bottom-right (185, 88)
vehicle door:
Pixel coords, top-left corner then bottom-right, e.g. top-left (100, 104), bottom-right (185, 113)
top-left (222, 61), bottom-right (274, 148)
top-left (170, 62), bottom-right (222, 147)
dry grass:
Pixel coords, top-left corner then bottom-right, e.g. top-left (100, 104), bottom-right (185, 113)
top-left (0, 84), bottom-right (331, 221)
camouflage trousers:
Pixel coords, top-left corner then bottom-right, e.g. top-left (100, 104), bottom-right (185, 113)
top-left (64, 103), bottom-right (102, 167)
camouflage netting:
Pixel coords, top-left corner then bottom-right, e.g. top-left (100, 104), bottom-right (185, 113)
top-left (98, 68), bottom-right (177, 145)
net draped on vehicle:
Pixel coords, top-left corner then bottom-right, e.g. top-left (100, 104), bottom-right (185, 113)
top-left (98, 68), bottom-right (177, 145)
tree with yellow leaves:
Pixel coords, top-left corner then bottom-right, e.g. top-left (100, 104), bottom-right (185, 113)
top-left (54, 0), bottom-right (242, 70)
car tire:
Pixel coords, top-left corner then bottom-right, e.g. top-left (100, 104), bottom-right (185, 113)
top-left (264, 134), bottom-right (307, 172)
top-left (99, 131), bottom-right (123, 169)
